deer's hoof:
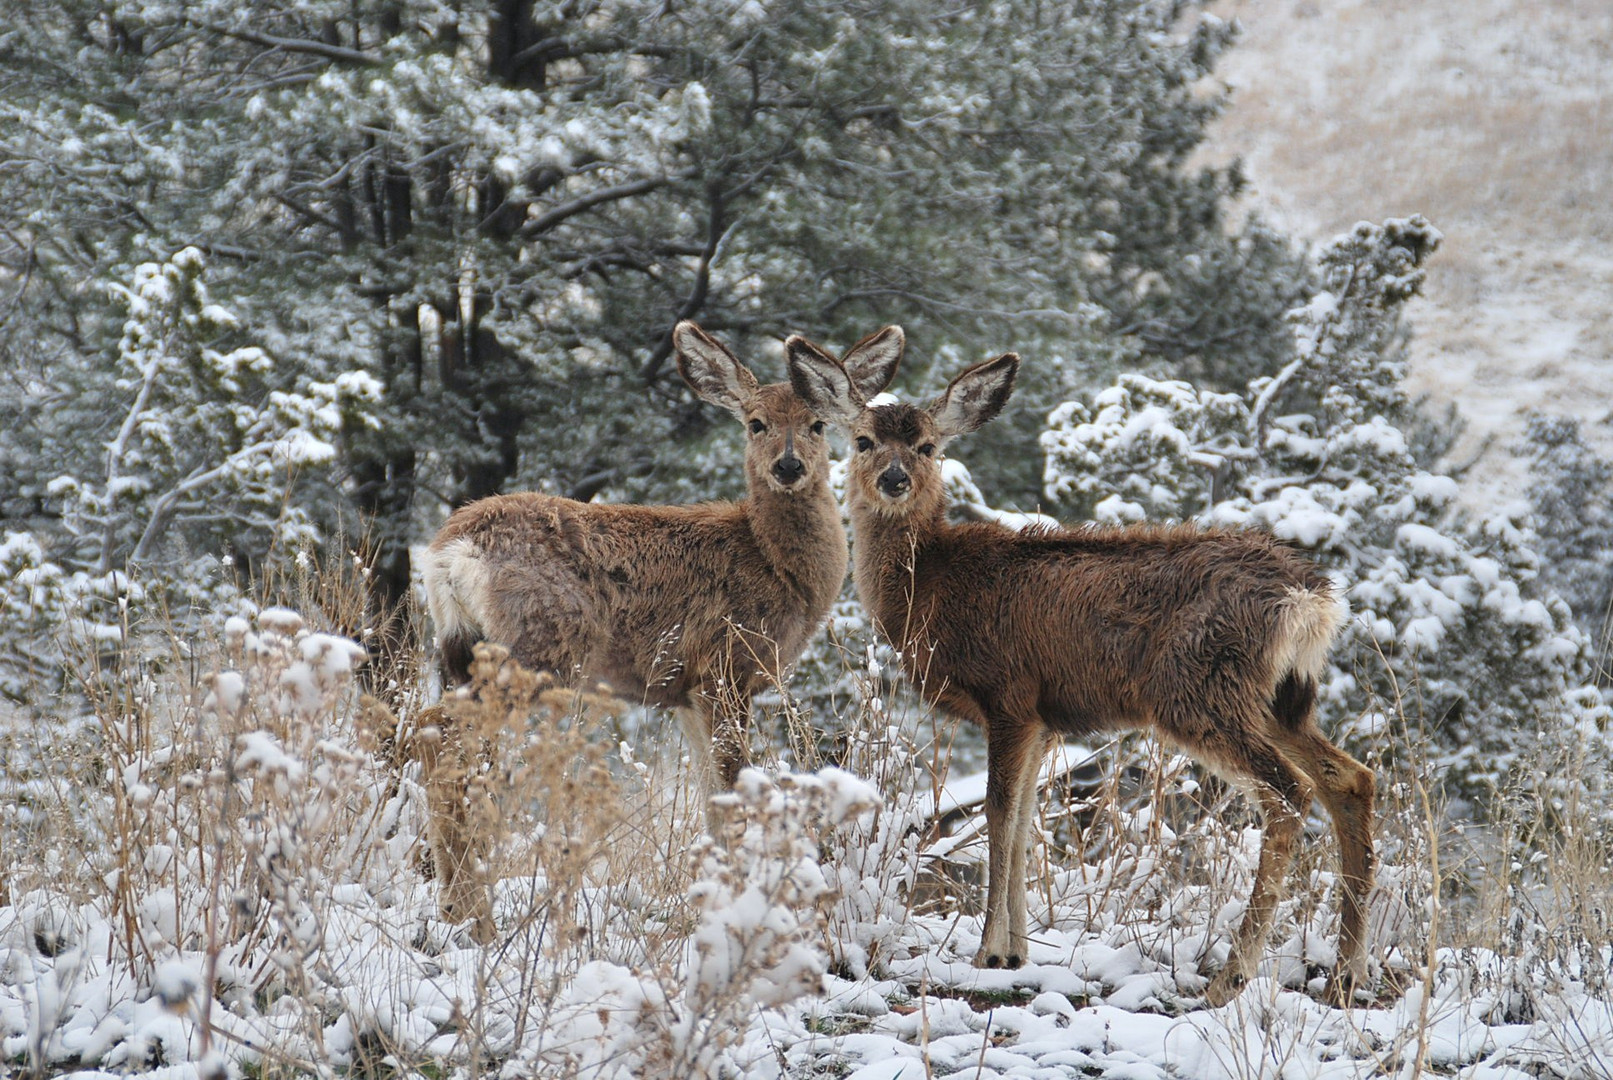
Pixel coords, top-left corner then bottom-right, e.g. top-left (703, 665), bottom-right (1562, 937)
top-left (1322, 968), bottom-right (1372, 1009)
top-left (974, 949), bottom-right (1024, 970)
top-left (1202, 968), bottom-right (1247, 1008)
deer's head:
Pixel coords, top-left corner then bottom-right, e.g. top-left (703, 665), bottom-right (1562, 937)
top-left (788, 341), bottom-right (1019, 519)
top-left (675, 321), bottom-right (904, 496)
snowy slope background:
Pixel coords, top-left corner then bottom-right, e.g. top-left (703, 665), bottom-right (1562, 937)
top-left (1206, 0), bottom-right (1613, 508)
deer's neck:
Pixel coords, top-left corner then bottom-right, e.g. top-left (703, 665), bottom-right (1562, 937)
top-left (848, 495), bottom-right (948, 647)
top-left (744, 480), bottom-right (849, 614)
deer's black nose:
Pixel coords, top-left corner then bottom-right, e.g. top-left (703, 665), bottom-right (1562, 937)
top-left (877, 463), bottom-right (910, 498)
top-left (772, 454), bottom-right (805, 485)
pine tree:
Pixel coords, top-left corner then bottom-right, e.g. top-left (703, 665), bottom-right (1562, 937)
top-left (1, 0), bottom-right (1308, 633)
top-left (1518, 414), bottom-right (1613, 645)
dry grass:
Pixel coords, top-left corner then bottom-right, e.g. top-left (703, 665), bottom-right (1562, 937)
top-left (0, 548), bottom-right (892, 1077)
top-left (3, 548), bottom-right (1611, 1076)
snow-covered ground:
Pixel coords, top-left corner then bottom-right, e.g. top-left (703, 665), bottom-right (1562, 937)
top-left (1205, 0), bottom-right (1613, 506)
top-left (4, 613), bottom-right (1610, 1078)
top-left (6, 751), bottom-right (1610, 1079)
top-left (9, 866), bottom-right (1610, 1079)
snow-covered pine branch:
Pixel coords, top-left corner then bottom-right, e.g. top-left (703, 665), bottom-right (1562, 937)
top-left (0, 250), bottom-right (380, 699)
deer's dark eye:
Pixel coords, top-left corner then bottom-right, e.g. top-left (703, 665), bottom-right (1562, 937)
top-left (918, 443), bottom-right (935, 457)
top-left (748, 419), bottom-right (766, 435)
top-left (811, 420), bottom-right (826, 436)
top-left (855, 436), bottom-right (874, 453)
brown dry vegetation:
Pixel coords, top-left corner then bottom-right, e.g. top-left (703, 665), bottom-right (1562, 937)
top-left (1, 545), bottom-right (1610, 1075)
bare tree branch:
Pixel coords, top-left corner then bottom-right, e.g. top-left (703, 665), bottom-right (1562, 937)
top-left (274, 192), bottom-right (345, 235)
top-left (637, 191), bottom-right (729, 384)
top-left (510, 34), bottom-right (674, 68)
top-left (193, 21), bottom-right (381, 66)
top-left (518, 175), bottom-right (678, 238)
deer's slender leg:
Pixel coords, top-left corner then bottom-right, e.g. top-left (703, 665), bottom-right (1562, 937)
top-left (1277, 725), bottom-right (1376, 1000)
top-left (710, 690), bottom-right (753, 790)
top-left (978, 713), bottom-right (1042, 969)
top-left (1203, 735), bottom-right (1312, 1007)
top-left (417, 707), bottom-right (496, 943)
top-left (681, 695), bottom-right (751, 833)
top-left (677, 705), bottom-right (718, 795)
top-left (1006, 728), bottom-right (1054, 960)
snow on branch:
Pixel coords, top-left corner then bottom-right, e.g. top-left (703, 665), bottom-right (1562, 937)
top-left (61, 248), bottom-right (381, 576)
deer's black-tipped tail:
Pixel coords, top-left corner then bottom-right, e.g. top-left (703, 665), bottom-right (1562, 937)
top-left (1271, 670), bottom-right (1318, 729)
top-left (1269, 584), bottom-right (1345, 728)
top-left (439, 631), bottom-right (478, 688)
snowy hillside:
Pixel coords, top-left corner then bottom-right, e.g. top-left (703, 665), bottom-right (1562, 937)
top-left (1205, 0), bottom-right (1613, 505)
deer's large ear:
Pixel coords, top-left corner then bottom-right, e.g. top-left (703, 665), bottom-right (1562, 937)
top-left (927, 353), bottom-right (1019, 441)
top-left (841, 326), bottom-right (904, 401)
top-left (675, 321), bottom-right (760, 419)
top-left (786, 335), bottom-right (864, 426)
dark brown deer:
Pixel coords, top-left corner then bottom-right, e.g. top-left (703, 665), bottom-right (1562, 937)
top-left (787, 341), bottom-right (1374, 1006)
top-left (424, 321), bottom-right (902, 790)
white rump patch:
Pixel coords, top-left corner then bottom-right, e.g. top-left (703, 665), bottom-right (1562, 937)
top-left (1272, 585), bottom-right (1348, 684)
top-left (421, 537), bottom-right (491, 646)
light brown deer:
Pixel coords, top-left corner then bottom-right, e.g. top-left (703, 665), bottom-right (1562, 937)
top-left (424, 321), bottom-right (902, 783)
top-left (417, 322), bottom-right (901, 936)
top-left (787, 341), bottom-right (1375, 1006)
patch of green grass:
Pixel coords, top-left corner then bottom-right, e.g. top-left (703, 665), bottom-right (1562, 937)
top-left (938, 985), bottom-right (1039, 1010)
top-left (803, 1011), bottom-right (875, 1038)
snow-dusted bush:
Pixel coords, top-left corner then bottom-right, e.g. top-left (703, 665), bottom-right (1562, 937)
top-left (1, 595), bottom-right (898, 1080)
top-left (813, 647), bottom-right (933, 982)
top-left (0, 532), bottom-right (145, 702)
top-left (0, 250), bottom-right (380, 701)
top-left (1041, 217), bottom-right (1611, 815)
top-left (66, 248), bottom-right (377, 575)
top-left (1518, 413), bottom-right (1613, 643)
top-left (0, 606), bottom-right (389, 1075)
top-left (497, 766), bottom-right (878, 1079)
